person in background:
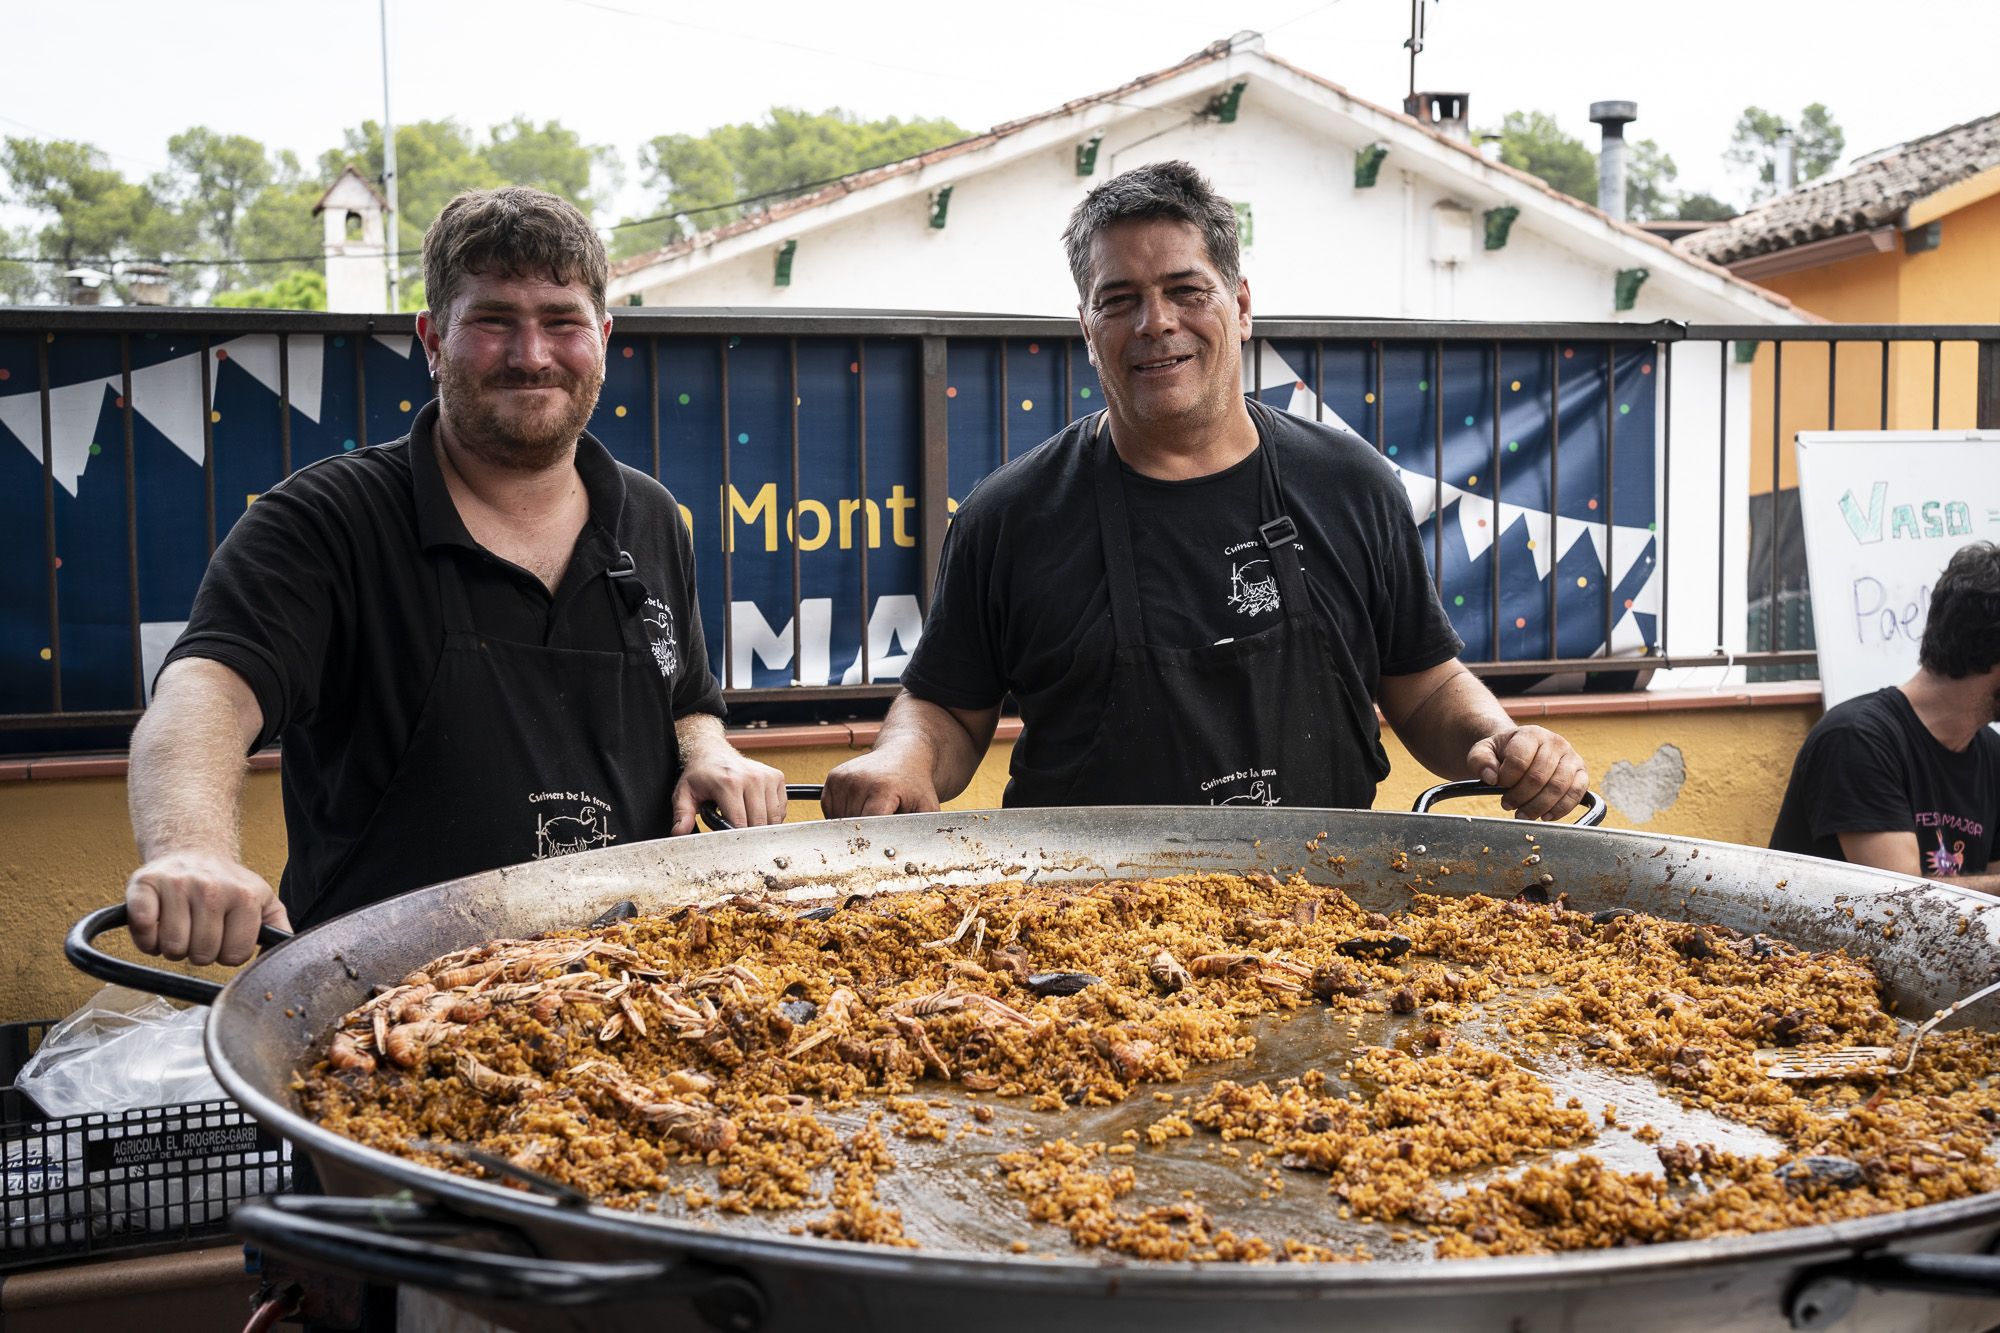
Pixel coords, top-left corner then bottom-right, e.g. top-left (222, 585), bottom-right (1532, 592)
top-left (1770, 541), bottom-right (2000, 891)
top-left (823, 161), bottom-right (1588, 821)
top-left (124, 186), bottom-right (785, 968)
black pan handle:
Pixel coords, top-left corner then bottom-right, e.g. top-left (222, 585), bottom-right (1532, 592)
top-left (1788, 1250), bottom-right (2000, 1328)
top-left (697, 783), bottom-right (825, 833)
top-left (64, 903), bottom-right (294, 1007)
top-left (1412, 780), bottom-right (1607, 827)
top-left (233, 1195), bottom-right (765, 1329)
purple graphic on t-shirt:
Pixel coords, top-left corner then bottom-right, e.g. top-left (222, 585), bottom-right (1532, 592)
top-left (1926, 827), bottom-right (1967, 877)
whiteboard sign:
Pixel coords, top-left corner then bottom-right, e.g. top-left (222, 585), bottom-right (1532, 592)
top-left (1796, 430), bottom-right (2000, 710)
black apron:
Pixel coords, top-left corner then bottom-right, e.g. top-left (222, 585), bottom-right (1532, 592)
top-left (1008, 404), bottom-right (1382, 811)
top-left (289, 547), bottom-right (680, 930)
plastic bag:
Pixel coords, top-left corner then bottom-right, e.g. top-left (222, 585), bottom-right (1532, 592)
top-left (3, 987), bottom-right (288, 1252)
top-left (15, 985), bottom-right (222, 1117)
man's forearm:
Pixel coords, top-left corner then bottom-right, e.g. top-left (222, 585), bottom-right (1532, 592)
top-left (877, 693), bottom-right (993, 803)
top-left (1390, 667), bottom-right (1511, 779)
top-left (129, 661), bottom-right (260, 860)
top-left (674, 711), bottom-right (730, 764)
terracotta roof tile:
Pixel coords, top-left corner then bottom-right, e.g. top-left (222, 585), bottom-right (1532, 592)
top-left (1680, 112), bottom-right (2000, 266)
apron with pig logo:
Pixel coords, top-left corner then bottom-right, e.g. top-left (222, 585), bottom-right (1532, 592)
top-left (289, 547), bottom-right (679, 930)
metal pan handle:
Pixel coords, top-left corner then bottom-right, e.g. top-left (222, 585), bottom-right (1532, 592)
top-left (1412, 779), bottom-right (1607, 827)
top-left (232, 1195), bottom-right (766, 1329)
top-left (63, 903), bottom-right (294, 1007)
top-left (697, 783), bottom-right (826, 833)
top-left (1788, 1249), bottom-right (2000, 1328)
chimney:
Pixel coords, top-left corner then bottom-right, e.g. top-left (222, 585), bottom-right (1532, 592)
top-left (1406, 91), bottom-right (1471, 143)
top-left (64, 267), bottom-right (112, 306)
top-left (1590, 100), bottom-right (1638, 221)
top-left (1477, 133), bottom-right (1503, 163)
top-left (121, 262), bottom-right (170, 306)
top-left (1774, 129), bottom-right (1797, 194)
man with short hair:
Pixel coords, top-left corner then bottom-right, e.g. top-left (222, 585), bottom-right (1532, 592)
top-left (1771, 541), bottom-right (2000, 890)
top-left (125, 186), bottom-right (785, 966)
top-left (824, 161), bottom-right (1588, 819)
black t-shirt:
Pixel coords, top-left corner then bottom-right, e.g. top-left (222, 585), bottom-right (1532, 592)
top-left (164, 402), bottom-right (723, 903)
top-left (1124, 445), bottom-right (1299, 648)
top-left (1769, 687), bottom-right (2000, 877)
top-left (902, 401), bottom-right (1463, 801)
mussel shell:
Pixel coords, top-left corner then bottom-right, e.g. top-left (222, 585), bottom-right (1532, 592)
top-left (1335, 934), bottom-right (1412, 961)
top-left (798, 905), bottom-right (840, 922)
top-left (778, 998), bottom-right (820, 1025)
top-left (588, 900), bottom-right (640, 929)
top-left (1026, 971), bottom-right (1102, 997)
top-left (1776, 1155), bottom-right (1865, 1191)
top-left (1591, 907), bottom-right (1638, 925)
top-left (1515, 885), bottom-right (1551, 905)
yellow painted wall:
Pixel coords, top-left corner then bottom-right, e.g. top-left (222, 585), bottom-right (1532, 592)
top-left (0, 702), bottom-right (1818, 1027)
top-left (1747, 187), bottom-right (2000, 494)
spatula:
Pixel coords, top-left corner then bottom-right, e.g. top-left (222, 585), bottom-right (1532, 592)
top-left (1763, 976), bottom-right (2000, 1081)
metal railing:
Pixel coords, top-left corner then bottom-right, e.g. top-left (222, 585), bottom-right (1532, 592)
top-left (2, 308), bottom-right (1996, 738)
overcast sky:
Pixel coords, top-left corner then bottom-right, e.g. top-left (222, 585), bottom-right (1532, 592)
top-left (6, 0), bottom-right (1998, 231)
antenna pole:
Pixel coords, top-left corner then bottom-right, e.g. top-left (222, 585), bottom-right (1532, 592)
top-left (380, 0), bottom-right (400, 311)
top-left (1404, 0), bottom-right (1426, 109)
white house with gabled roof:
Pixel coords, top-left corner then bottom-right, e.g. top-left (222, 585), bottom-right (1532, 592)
top-left (609, 33), bottom-right (1798, 330)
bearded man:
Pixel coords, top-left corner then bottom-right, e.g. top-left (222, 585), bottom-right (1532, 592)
top-left (124, 186), bottom-right (784, 966)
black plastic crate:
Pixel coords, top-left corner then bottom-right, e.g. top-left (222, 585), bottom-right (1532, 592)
top-left (0, 1016), bottom-right (290, 1270)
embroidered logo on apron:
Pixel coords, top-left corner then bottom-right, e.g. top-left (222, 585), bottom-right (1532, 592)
top-left (1227, 557), bottom-right (1281, 617)
top-left (641, 596), bottom-right (679, 678)
top-left (1200, 768), bottom-right (1283, 806)
top-left (530, 790), bottom-right (617, 859)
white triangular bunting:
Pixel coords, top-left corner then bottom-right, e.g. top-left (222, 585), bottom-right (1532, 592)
top-left (128, 350), bottom-right (207, 466)
top-left (1391, 463), bottom-right (1436, 523)
top-left (0, 378), bottom-right (114, 496)
top-left (372, 332), bottom-right (416, 358)
top-left (214, 335), bottom-right (325, 426)
top-left (1281, 383), bottom-right (1357, 435)
top-left (1608, 609), bottom-right (1647, 656)
top-left (287, 335), bottom-right (325, 424)
top-left (1555, 515), bottom-right (1601, 567)
top-left (0, 389), bottom-right (43, 472)
top-left (1610, 523), bottom-right (1654, 587)
top-left (1456, 490), bottom-right (1496, 561)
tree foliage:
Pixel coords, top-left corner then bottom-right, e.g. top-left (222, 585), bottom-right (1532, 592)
top-left (1726, 104), bottom-right (1845, 200)
top-left (0, 108), bottom-right (966, 303)
top-left (1623, 140), bottom-right (1679, 222)
top-left (2, 138), bottom-right (162, 298)
top-left (1482, 111), bottom-right (1733, 223)
top-left (629, 107), bottom-right (968, 246)
top-left (1486, 111), bottom-right (1598, 204)
top-left (213, 268), bottom-right (326, 310)
top-left (1673, 192), bottom-right (1737, 222)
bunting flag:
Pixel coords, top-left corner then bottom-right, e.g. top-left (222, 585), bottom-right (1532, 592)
top-left (1252, 341), bottom-right (1661, 663)
top-left (0, 376), bottom-right (113, 496)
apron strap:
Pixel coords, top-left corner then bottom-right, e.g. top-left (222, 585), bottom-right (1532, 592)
top-left (1090, 413), bottom-right (1149, 649)
top-left (1246, 399), bottom-right (1314, 628)
top-left (604, 548), bottom-right (654, 656)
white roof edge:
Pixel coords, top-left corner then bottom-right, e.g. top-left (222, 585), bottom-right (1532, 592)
top-left (611, 48), bottom-right (1801, 324)
top-left (608, 55), bottom-right (1253, 300)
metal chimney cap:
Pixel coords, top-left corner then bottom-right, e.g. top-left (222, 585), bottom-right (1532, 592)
top-left (1590, 100), bottom-right (1639, 130)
